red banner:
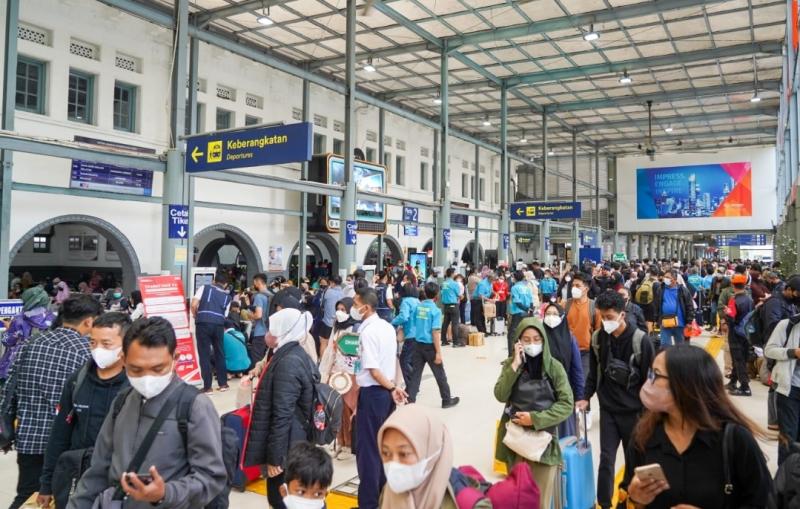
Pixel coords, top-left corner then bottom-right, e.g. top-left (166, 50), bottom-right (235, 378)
top-left (137, 275), bottom-right (202, 385)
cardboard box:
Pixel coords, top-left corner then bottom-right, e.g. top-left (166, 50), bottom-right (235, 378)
top-left (468, 332), bottom-right (485, 346)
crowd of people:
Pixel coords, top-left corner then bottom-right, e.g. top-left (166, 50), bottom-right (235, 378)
top-left (0, 255), bottom-right (799, 509)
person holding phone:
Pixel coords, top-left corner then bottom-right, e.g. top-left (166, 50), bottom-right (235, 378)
top-left (494, 317), bottom-right (574, 508)
top-left (621, 344), bottom-right (771, 509)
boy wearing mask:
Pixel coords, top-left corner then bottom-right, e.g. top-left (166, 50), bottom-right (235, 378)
top-left (576, 291), bottom-right (653, 509)
top-left (278, 442), bottom-right (333, 509)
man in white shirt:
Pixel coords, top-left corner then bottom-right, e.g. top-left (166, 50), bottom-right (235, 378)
top-left (353, 287), bottom-right (407, 509)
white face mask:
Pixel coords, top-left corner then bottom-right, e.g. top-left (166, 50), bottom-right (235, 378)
top-left (350, 305), bottom-right (364, 321)
top-left (571, 287), bottom-right (583, 299)
top-left (128, 369), bottom-right (173, 399)
top-left (282, 495), bottom-right (325, 509)
top-left (543, 315), bottom-right (562, 328)
top-left (335, 310), bottom-right (349, 323)
top-left (602, 318), bottom-right (621, 334)
top-left (91, 346), bottom-right (122, 369)
top-left (523, 343), bottom-right (543, 357)
top-left (663, 278), bottom-right (673, 287)
top-left (383, 449), bottom-right (440, 493)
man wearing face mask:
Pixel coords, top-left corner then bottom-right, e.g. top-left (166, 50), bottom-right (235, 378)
top-left (576, 291), bottom-right (653, 509)
top-left (353, 287), bottom-right (408, 509)
top-left (38, 312), bottom-right (131, 509)
top-left (0, 295), bottom-right (103, 509)
top-left (564, 272), bottom-right (600, 382)
top-left (652, 269), bottom-right (694, 347)
top-left (68, 317), bottom-right (227, 509)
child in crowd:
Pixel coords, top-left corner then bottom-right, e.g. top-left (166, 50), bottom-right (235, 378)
top-left (279, 441), bottom-right (334, 509)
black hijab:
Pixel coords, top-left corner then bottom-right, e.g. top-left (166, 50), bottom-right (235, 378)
top-left (334, 297), bottom-right (356, 333)
top-left (542, 302), bottom-right (573, 375)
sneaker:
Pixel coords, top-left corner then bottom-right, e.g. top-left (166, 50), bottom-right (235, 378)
top-left (203, 389), bottom-right (215, 395)
top-left (452, 343), bottom-right (466, 348)
top-left (442, 397), bottom-right (460, 409)
top-left (728, 387), bottom-right (752, 397)
top-left (725, 381), bottom-right (738, 391)
top-left (218, 385), bottom-right (230, 392)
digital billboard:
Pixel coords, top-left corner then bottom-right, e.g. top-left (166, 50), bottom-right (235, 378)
top-left (327, 156), bottom-right (386, 223)
top-left (616, 148), bottom-right (776, 233)
top-left (636, 162), bottom-right (751, 219)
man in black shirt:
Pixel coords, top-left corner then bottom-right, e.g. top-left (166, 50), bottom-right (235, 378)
top-left (618, 287), bottom-right (648, 334)
top-left (576, 290), bottom-right (654, 509)
top-left (726, 273), bottom-right (754, 396)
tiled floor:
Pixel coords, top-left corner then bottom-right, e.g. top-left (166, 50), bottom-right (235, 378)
top-left (0, 332), bottom-right (779, 508)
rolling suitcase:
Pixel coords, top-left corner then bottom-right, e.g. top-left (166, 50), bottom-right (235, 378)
top-left (559, 411), bottom-right (595, 509)
top-left (221, 405), bottom-right (262, 490)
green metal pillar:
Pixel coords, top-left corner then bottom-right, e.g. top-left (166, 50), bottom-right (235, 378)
top-left (594, 144), bottom-right (602, 248)
top-left (434, 43), bottom-right (451, 271)
top-left (571, 130), bottom-right (580, 265)
top-left (498, 84), bottom-right (510, 265)
top-left (184, 35), bottom-right (198, 296)
top-left (377, 108), bottom-right (385, 272)
top-left (473, 144), bottom-right (480, 269)
top-left (540, 108), bottom-right (550, 265)
top-left (299, 76), bottom-right (310, 283)
top-left (338, 0), bottom-right (358, 277)
top-left (0, 0), bottom-right (19, 298)
top-left (163, 0), bottom-right (189, 278)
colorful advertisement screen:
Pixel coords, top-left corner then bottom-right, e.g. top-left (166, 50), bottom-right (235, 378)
top-left (327, 156), bottom-right (386, 223)
top-left (636, 162), bottom-right (752, 219)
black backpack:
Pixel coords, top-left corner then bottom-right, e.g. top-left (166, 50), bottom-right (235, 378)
top-left (301, 382), bottom-right (343, 446)
top-left (111, 384), bottom-right (240, 509)
top-left (769, 442), bottom-right (800, 509)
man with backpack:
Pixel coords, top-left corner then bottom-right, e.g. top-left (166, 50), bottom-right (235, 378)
top-left (576, 291), bottom-right (654, 509)
top-left (653, 268), bottom-right (694, 347)
top-left (67, 317), bottom-right (227, 509)
top-left (634, 267), bottom-right (658, 333)
top-left (38, 312), bottom-right (131, 509)
top-left (726, 274), bottom-right (755, 397)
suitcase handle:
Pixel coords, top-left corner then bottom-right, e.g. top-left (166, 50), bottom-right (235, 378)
top-left (578, 409), bottom-right (589, 447)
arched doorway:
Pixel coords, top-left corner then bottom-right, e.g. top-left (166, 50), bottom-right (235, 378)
top-left (461, 240), bottom-right (484, 267)
top-left (363, 235), bottom-right (403, 267)
top-left (9, 214), bottom-right (142, 293)
top-left (288, 233), bottom-right (340, 281)
top-left (194, 224), bottom-right (262, 289)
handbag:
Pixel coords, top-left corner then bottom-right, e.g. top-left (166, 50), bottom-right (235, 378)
top-left (661, 315), bottom-right (679, 329)
top-left (483, 301), bottom-right (497, 319)
top-left (502, 421), bottom-right (553, 462)
top-left (52, 447), bottom-right (94, 509)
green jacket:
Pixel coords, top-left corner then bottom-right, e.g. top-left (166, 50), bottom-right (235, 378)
top-left (718, 285), bottom-right (734, 318)
top-left (493, 317), bottom-right (574, 467)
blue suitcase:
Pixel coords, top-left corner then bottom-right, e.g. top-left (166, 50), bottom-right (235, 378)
top-left (559, 412), bottom-right (595, 509)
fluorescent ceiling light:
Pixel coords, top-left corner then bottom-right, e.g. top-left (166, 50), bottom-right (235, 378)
top-left (619, 71), bottom-right (632, 85)
top-left (583, 24), bottom-right (599, 42)
top-left (433, 97), bottom-right (442, 105)
top-left (548, 150), bottom-right (555, 156)
top-left (750, 94), bottom-right (761, 103)
top-left (363, 63), bottom-right (376, 73)
top-left (256, 15), bottom-right (273, 25)
top-left (520, 137), bottom-right (528, 143)
top-left (664, 126), bottom-right (673, 133)
top-left (482, 117), bottom-right (491, 126)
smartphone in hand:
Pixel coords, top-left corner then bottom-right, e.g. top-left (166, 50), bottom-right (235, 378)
top-left (634, 463), bottom-right (667, 483)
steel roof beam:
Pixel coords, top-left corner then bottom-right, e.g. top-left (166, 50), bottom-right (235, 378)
top-left (308, 0), bottom-right (726, 68)
top-left (194, 0), bottom-right (287, 26)
top-left (448, 80), bottom-right (782, 120)
top-left (385, 41), bottom-right (783, 98)
top-left (577, 106), bottom-right (776, 132)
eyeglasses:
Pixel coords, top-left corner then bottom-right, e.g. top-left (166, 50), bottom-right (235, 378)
top-left (647, 368), bottom-right (669, 383)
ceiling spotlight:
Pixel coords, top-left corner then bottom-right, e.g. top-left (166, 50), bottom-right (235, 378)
top-left (256, 4), bottom-right (273, 25)
top-left (520, 130), bottom-right (528, 143)
top-left (619, 71), bottom-right (632, 85)
top-left (750, 93), bottom-right (761, 103)
top-left (363, 58), bottom-right (376, 73)
top-left (482, 116), bottom-right (492, 127)
top-left (433, 93), bottom-right (442, 105)
top-left (750, 55), bottom-right (761, 104)
top-left (548, 150), bottom-right (555, 156)
top-left (583, 24), bottom-right (600, 42)
top-left (664, 126), bottom-right (673, 133)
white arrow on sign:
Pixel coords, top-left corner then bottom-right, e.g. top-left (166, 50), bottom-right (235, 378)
top-left (177, 226), bottom-right (187, 238)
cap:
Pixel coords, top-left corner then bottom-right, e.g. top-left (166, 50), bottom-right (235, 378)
top-left (731, 274), bottom-right (748, 285)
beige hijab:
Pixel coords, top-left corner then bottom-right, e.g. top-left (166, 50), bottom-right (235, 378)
top-left (378, 404), bottom-right (454, 509)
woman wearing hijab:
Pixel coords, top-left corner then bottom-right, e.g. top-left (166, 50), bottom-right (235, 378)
top-left (378, 405), bottom-right (492, 509)
top-left (54, 281), bottom-right (71, 307)
top-left (0, 286), bottom-right (55, 379)
top-left (541, 302), bottom-right (584, 437)
top-left (319, 297), bottom-right (360, 458)
top-left (244, 308), bottom-right (320, 509)
top-left (494, 317), bottom-right (574, 508)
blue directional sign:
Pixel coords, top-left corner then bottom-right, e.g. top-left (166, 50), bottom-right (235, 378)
top-left (403, 207), bottom-right (419, 223)
top-left (580, 230), bottom-right (597, 247)
top-left (715, 234), bottom-right (768, 246)
top-left (443, 228), bottom-right (451, 248)
top-left (345, 221), bottom-right (358, 245)
top-left (404, 225), bottom-right (418, 237)
top-left (185, 122), bottom-right (312, 173)
top-left (510, 201), bottom-right (582, 221)
top-left (503, 234), bottom-right (509, 250)
top-left (168, 204), bottom-right (189, 239)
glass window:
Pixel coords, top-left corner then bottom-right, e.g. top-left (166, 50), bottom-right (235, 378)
top-left (395, 156), bottom-right (405, 186)
top-left (245, 115), bottom-right (260, 126)
top-left (313, 133), bottom-right (326, 154)
top-left (113, 81), bottom-right (136, 132)
top-left (184, 102), bottom-right (204, 135)
top-left (82, 235), bottom-right (98, 251)
top-left (32, 235), bottom-right (49, 253)
top-left (68, 236), bottom-right (81, 251)
top-left (470, 176), bottom-right (475, 199)
top-left (16, 57), bottom-right (45, 114)
top-left (420, 162), bottom-right (428, 191)
top-left (462, 174), bottom-right (468, 198)
top-left (366, 147), bottom-right (376, 162)
top-left (67, 70), bottom-right (93, 123)
top-left (383, 152), bottom-right (392, 171)
top-left (479, 178), bottom-right (486, 201)
top-left (333, 138), bottom-right (344, 155)
top-left (494, 182), bottom-right (500, 203)
top-left (216, 108), bottom-right (232, 130)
